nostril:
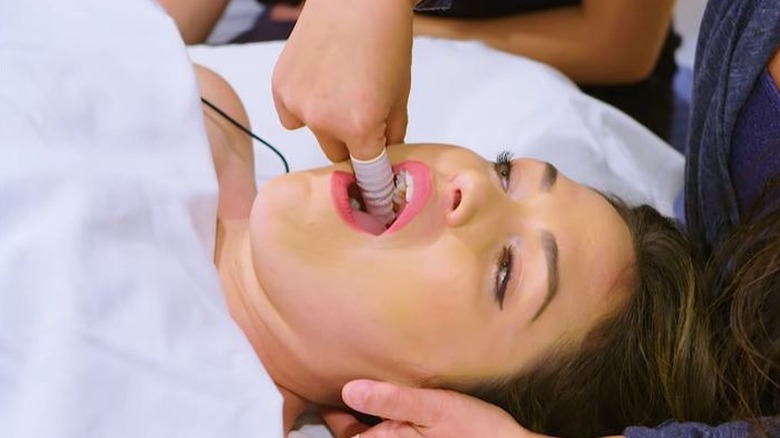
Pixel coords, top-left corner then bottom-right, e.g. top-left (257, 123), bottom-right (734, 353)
top-left (452, 189), bottom-right (462, 211)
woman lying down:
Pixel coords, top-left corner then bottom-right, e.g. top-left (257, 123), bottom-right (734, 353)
top-left (196, 65), bottom-right (698, 436)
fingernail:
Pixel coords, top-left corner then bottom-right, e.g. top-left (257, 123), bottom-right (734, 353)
top-left (343, 380), bottom-right (369, 409)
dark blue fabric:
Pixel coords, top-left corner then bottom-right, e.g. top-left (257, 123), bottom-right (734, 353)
top-left (626, 0), bottom-right (780, 435)
top-left (626, 420), bottom-right (749, 438)
top-left (730, 68), bottom-right (780, 214)
top-left (625, 418), bottom-right (780, 438)
top-left (683, 0), bottom-right (780, 258)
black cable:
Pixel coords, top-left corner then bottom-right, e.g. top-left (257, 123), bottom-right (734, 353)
top-left (200, 97), bottom-right (290, 174)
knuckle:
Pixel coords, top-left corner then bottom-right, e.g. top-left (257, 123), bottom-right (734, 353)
top-left (300, 101), bottom-right (388, 148)
top-left (303, 104), bottom-right (341, 131)
top-left (322, 107), bottom-right (383, 143)
top-left (344, 112), bottom-right (383, 141)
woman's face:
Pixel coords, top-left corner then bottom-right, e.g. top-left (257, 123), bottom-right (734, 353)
top-left (249, 143), bottom-right (634, 388)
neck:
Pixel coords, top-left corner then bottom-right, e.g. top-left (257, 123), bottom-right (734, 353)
top-left (215, 222), bottom-right (344, 429)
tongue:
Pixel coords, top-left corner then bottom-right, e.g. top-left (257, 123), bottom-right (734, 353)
top-left (352, 210), bottom-right (386, 235)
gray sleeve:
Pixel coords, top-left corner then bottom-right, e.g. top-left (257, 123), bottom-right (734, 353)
top-left (625, 419), bottom-right (779, 438)
top-left (414, 0), bottom-right (451, 12)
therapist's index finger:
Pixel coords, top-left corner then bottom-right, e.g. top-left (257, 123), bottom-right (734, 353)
top-left (342, 380), bottom-right (449, 426)
top-left (347, 135), bottom-right (388, 162)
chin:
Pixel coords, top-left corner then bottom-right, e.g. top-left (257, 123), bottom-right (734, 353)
top-left (251, 172), bottom-right (323, 239)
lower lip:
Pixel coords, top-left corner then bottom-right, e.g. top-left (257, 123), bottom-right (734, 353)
top-left (330, 161), bottom-right (432, 235)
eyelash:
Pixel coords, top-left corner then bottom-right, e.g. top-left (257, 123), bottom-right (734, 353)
top-left (495, 247), bottom-right (514, 309)
top-left (493, 150), bottom-right (515, 309)
top-left (494, 150), bottom-right (514, 190)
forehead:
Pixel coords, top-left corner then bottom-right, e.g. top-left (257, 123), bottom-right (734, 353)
top-left (555, 177), bottom-right (635, 323)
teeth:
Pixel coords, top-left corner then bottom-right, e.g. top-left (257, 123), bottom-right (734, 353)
top-left (392, 190), bottom-right (405, 206)
top-left (393, 172), bottom-right (406, 202)
top-left (405, 173), bottom-right (414, 203)
top-left (395, 171), bottom-right (408, 190)
top-left (392, 170), bottom-right (413, 214)
top-left (349, 197), bottom-right (361, 211)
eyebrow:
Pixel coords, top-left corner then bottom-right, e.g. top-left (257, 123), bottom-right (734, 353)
top-left (539, 162), bottom-right (558, 193)
top-left (530, 162), bottom-right (560, 321)
top-left (532, 230), bottom-right (559, 322)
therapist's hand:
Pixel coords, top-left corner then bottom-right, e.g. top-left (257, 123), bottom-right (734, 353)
top-left (272, 0), bottom-right (414, 162)
top-left (323, 379), bottom-right (539, 438)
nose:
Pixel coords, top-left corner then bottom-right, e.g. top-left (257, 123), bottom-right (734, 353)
top-left (445, 170), bottom-right (497, 228)
top-left (444, 166), bottom-right (554, 234)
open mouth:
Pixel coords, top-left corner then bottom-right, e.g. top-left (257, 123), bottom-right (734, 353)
top-left (331, 161), bottom-right (431, 236)
top-left (344, 170), bottom-right (413, 233)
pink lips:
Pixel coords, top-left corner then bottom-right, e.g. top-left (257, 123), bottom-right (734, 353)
top-left (330, 161), bottom-right (432, 236)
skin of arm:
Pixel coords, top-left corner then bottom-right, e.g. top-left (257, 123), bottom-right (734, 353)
top-left (414, 0), bottom-right (675, 85)
top-left (157, 0), bottom-right (231, 44)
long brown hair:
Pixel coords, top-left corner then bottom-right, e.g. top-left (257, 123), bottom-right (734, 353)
top-left (471, 200), bottom-right (720, 437)
top-left (705, 177), bottom-right (780, 428)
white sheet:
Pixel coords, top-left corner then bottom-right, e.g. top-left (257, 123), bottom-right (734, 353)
top-left (0, 1), bottom-right (281, 437)
top-left (188, 38), bottom-right (684, 217)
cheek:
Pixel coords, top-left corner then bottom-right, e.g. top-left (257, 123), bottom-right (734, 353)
top-left (370, 265), bottom-right (488, 350)
top-left (250, 181), bottom-right (358, 279)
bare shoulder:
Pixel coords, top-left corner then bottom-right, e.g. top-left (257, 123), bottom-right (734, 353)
top-left (193, 64), bottom-right (257, 222)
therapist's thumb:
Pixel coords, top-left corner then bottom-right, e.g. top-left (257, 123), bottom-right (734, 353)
top-left (342, 379), bottom-right (445, 427)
